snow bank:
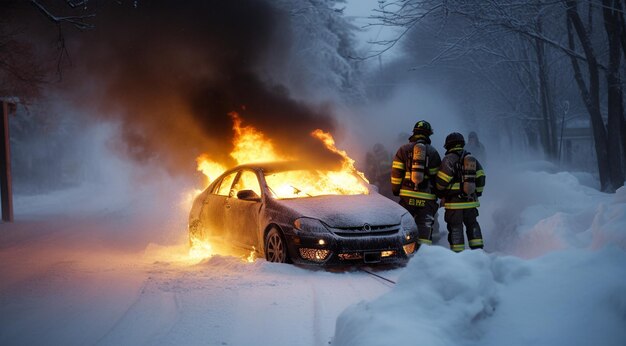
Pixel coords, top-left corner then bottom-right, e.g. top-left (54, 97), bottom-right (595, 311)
top-left (335, 246), bottom-right (626, 346)
top-left (480, 163), bottom-right (613, 257)
top-left (591, 186), bottom-right (626, 250)
top-left (335, 169), bottom-right (626, 346)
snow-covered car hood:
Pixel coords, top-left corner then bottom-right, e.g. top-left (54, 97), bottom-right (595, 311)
top-left (276, 193), bottom-right (405, 228)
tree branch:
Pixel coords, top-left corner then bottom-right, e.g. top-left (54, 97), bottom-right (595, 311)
top-left (31, 0), bottom-right (95, 30)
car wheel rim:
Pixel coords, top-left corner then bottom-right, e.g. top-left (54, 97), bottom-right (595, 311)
top-left (267, 231), bottom-right (285, 262)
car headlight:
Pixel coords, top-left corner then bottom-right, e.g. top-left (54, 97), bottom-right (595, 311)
top-left (293, 217), bottom-right (328, 233)
top-left (401, 212), bottom-right (417, 232)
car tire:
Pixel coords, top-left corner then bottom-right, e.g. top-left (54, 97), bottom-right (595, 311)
top-left (264, 227), bottom-right (290, 263)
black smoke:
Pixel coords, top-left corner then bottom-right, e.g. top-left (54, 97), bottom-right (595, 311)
top-left (63, 0), bottom-right (342, 173)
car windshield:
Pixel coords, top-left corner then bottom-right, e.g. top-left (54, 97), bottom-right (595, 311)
top-left (264, 169), bottom-right (370, 199)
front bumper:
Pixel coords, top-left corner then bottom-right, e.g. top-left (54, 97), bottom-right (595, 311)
top-left (286, 227), bottom-right (418, 266)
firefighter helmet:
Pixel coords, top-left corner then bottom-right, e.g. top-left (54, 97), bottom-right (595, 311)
top-left (413, 120), bottom-right (433, 136)
top-left (444, 132), bottom-right (465, 150)
top-left (408, 120), bottom-right (433, 141)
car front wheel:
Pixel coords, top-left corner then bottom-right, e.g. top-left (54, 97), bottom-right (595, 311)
top-left (264, 227), bottom-right (289, 263)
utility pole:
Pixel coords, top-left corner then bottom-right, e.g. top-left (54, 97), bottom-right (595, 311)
top-left (0, 100), bottom-right (15, 222)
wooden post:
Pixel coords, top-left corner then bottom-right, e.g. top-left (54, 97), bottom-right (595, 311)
top-left (0, 101), bottom-right (13, 222)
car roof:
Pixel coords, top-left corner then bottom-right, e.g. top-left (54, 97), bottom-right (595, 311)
top-left (232, 161), bottom-right (296, 173)
top-left (227, 160), bottom-right (342, 174)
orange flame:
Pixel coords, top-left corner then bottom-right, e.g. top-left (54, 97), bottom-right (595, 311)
top-left (196, 154), bottom-right (227, 186)
top-left (311, 129), bottom-right (369, 183)
top-left (196, 112), bottom-right (366, 187)
top-left (230, 112), bottom-right (287, 164)
top-left (189, 112), bottom-right (369, 261)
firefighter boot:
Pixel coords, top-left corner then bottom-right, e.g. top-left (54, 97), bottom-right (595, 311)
top-left (417, 225), bottom-right (433, 246)
top-left (447, 225), bottom-right (465, 252)
top-left (467, 222), bottom-right (484, 250)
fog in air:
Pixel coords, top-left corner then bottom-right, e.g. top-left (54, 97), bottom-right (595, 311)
top-left (1, 1), bottom-right (625, 345)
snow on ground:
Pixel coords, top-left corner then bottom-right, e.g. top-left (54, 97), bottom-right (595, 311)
top-left (334, 170), bottom-right (626, 346)
top-left (2, 144), bottom-right (625, 346)
top-left (0, 171), bottom-right (398, 346)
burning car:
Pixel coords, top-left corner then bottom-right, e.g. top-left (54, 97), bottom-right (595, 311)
top-left (188, 161), bottom-right (419, 266)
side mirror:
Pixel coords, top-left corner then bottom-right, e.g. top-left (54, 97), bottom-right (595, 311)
top-left (237, 189), bottom-right (261, 202)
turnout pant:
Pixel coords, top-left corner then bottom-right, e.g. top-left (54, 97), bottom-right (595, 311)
top-left (444, 207), bottom-right (484, 252)
top-left (400, 199), bottom-right (438, 245)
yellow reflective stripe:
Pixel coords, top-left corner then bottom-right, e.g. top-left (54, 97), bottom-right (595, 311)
top-left (451, 244), bottom-right (465, 252)
top-left (444, 201), bottom-right (480, 209)
top-left (418, 239), bottom-right (432, 245)
top-left (391, 177), bottom-right (403, 184)
top-left (392, 161), bottom-right (405, 169)
top-left (451, 183), bottom-right (461, 190)
top-left (469, 239), bottom-right (484, 246)
top-left (437, 170), bottom-right (453, 183)
top-left (429, 168), bottom-right (439, 175)
top-left (405, 172), bottom-right (430, 180)
top-left (476, 170), bottom-right (485, 178)
top-left (476, 187), bottom-right (484, 192)
top-left (399, 189), bottom-right (436, 200)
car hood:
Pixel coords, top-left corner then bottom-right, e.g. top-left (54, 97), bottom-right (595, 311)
top-left (276, 193), bottom-right (405, 228)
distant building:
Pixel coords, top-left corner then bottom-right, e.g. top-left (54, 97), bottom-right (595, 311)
top-left (560, 125), bottom-right (596, 172)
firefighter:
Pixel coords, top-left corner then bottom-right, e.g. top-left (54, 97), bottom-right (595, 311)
top-left (365, 143), bottom-right (393, 199)
top-left (435, 132), bottom-right (486, 252)
top-left (465, 131), bottom-right (487, 165)
top-left (391, 120), bottom-right (441, 246)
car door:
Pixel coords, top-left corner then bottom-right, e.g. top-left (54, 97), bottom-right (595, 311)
top-left (224, 169), bottom-right (262, 249)
top-left (201, 170), bottom-right (238, 241)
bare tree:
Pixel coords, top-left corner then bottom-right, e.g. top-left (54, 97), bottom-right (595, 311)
top-left (565, 1), bottom-right (610, 189)
top-left (370, 0), bottom-right (625, 191)
top-left (601, 0), bottom-right (625, 188)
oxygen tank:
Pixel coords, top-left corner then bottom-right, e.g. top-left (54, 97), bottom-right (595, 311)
top-left (411, 143), bottom-right (427, 189)
top-left (462, 154), bottom-right (477, 195)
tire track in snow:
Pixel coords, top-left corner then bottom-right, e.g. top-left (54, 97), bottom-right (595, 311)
top-left (96, 264), bottom-right (183, 345)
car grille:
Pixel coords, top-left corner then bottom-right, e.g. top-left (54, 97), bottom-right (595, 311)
top-left (330, 224), bottom-right (400, 237)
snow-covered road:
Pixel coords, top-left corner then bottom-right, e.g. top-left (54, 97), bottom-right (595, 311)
top-left (0, 215), bottom-right (397, 346)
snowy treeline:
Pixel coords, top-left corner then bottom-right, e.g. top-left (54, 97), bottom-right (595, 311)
top-left (366, 0), bottom-right (626, 191)
top-left (272, 0), bottom-right (365, 102)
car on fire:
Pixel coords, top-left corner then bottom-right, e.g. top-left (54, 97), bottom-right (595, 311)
top-left (188, 161), bottom-right (419, 265)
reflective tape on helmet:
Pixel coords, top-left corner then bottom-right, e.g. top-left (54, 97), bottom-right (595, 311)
top-left (444, 201), bottom-right (480, 209)
top-left (392, 161), bottom-right (405, 169)
top-left (399, 189), bottom-right (436, 200)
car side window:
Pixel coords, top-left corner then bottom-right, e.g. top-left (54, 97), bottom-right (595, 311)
top-left (233, 170), bottom-right (261, 198)
top-left (216, 171), bottom-right (238, 196)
